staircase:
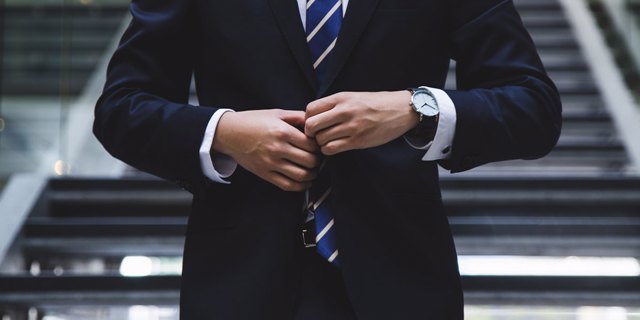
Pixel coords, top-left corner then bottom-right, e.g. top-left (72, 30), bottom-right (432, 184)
top-left (446, 0), bottom-right (632, 174)
top-left (1, 0), bottom-right (639, 319)
top-left (0, 2), bottom-right (128, 178)
top-left (2, 3), bottom-right (127, 96)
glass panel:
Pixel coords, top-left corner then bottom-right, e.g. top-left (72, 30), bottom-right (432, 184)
top-left (0, 0), bottom-right (129, 188)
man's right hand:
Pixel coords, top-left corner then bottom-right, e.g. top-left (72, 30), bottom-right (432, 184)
top-left (212, 109), bottom-right (320, 191)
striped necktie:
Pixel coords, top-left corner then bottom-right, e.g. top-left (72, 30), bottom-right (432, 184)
top-left (306, 0), bottom-right (342, 83)
top-left (306, 0), bottom-right (342, 266)
top-left (306, 161), bottom-right (339, 266)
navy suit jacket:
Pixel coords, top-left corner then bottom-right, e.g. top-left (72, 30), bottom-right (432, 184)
top-left (94, 0), bottom-right (562, 318)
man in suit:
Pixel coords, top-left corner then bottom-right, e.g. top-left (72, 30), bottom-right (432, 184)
top-left (94, 0), bottom-right (562, 318)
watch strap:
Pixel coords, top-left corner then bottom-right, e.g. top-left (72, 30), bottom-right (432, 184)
top-left (407, 113), bottom-right (439, 141)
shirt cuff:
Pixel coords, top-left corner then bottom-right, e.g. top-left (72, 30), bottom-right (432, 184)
top-left (199, 109), bottom-right (237, 184)
top-left (403, 87), bottom-right (457, 161)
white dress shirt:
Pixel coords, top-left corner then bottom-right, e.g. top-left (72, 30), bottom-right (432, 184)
top-left (199, 0), bottom-right (457, 183)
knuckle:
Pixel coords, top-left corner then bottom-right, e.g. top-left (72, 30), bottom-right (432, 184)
top-left (336, 106), bottom-right (353, 119)
top-left (264, 143), bottom-right (279, 155)
top-left (261, 156), bottom-right (275, 169)
top-left (336, 92), bottom-right (350, 100)
top-left (306, 101), bottom-right (318, 112)
top-left (284, 181), bottom-right (304, 192)
top-left (304, 121), bottom-right (315, 134)
top-left (344, 122), bottom-right (356, 133)
top-left (303, 169), bottom-right (315, 180)
top-left (272, 127), bottom-right (289, 140)
top-left (292, 170), bottom-right (306, 182)
top-left (279, 180), bottom-right (293, 191)
top-left (322, 145), bottom-right (335, 155)
top-left (315, 134), bottom-right (326, 146)
top-left (327, 141), bottom-right (347, 155)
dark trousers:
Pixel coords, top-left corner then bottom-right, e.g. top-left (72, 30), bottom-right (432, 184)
top-left (292, 249), bottom-right (358, 320)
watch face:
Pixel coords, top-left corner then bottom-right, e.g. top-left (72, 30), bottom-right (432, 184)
top-left (413, 91), bottom-right (439, 117)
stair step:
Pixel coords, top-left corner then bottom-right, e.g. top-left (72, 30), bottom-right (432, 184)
top-left (521, 13), bottom-right (570, 29)
top-left (5, 35), bottom-right (113, 49)
top-left (514, 0), bottom-right (563, 10)
top-left (1, 75), bottom-right (88, 96)
top-left (22, 237), bottom-right (184, 258)
top-left (24, 217), bottom-right (188, 238)
top-left (1, 5), bottom-right (125, 96)
top-left (4, 5), bottom-right (129, 16)
top-left (5, 17), bottom-right (124, 30)
top-left (450, 216), bottom-right (640, 237)
top-left (40, 177), bottom-right (640, 217)
top-left (22, 215), bottom-right (639, 240)
top-left (0, 275), bottom-right (636, 307)
top-left (3, 56), bottom-right (103, 73)
top-left (455, 235), bottom-right (640, 257)
top-left (531, 32), bottom-right (579, 49)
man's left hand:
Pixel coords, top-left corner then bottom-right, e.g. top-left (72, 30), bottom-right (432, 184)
top-left (305, 91), bottom-right (419, 155)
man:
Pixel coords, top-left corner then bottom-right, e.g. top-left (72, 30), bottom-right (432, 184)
top-left (94, 0), bottom-right (562, 318)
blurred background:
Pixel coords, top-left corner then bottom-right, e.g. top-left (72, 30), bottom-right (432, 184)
top-left (0, 0), bottom-right (640, 319)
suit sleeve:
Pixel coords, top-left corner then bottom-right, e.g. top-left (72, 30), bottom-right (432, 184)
top-left (442, 0), bottom-right (562, 173)
top-left (93, 0), bottom-right (217, 193)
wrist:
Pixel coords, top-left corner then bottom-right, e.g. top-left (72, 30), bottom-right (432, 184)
top-left (211, 111), bottom-right (237, 156)
top-left (397, 90), bottom-right (420, 132)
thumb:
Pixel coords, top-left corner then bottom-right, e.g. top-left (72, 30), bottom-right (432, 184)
top-left (279, 110), bottom-right (306, 129)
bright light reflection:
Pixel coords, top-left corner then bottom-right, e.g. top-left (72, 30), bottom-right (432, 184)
top-left (120, 256), bottom-right (153, 277)
top-left (120, 256), bottom-right (182, 277)
top-left (54, 160), bottom-right (70, 176)
top-left (466, 305), bottom-right (635, 320)
top-left (129, 305), bottom-right (177, 320)
top-left (577, 306), bottom-right (628, 320)
top-left (458, 256), bottom-right (640, 276)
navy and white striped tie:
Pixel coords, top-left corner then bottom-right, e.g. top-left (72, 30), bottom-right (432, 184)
top-left (306, 0), bottom-right (342, 83)
top-left (306, 161), bottom-right (339, 266)
top-left (306, 0), bottom-right (342, 266)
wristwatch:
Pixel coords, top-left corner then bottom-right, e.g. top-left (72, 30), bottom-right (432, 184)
top-left (407, 87), bottom-right (439, 140)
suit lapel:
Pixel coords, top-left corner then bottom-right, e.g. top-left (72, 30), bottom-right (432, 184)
top-left (318, 0), bottom-right (382, 97)
top-left (268, 0), bottom-right (318, 92)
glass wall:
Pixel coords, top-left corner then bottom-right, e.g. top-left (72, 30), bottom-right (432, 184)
top-left (0, 0), bottom-right (129, 187)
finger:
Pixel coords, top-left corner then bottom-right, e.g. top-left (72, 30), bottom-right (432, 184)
top-left (314, 123), bottom-right (352, 146)
top-left (305, 107), bottom-right (346, 137)
top-left (282, 146), bottom-right (321, 169)
top-left (273, 161), bottom-right (317, 183)
top-left (279, 110), bottom-right (306, 130)
top-left (321, 138), bottom-right (352, 156)
top-left (268, 172), bottom-right (311, 191)
top-left (286, 129), bottom-right (320, 153)
top-left (306, 92), bottom-right (347, 119)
